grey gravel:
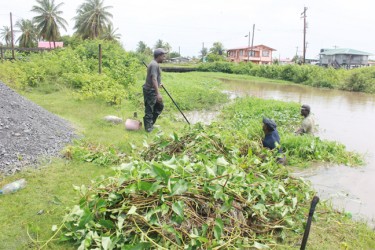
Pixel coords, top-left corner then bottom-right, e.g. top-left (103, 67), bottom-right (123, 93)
top-left (0, 82), bottom-right (75, 175)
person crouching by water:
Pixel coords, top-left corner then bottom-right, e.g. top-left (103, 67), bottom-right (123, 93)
top-left (295, 104), bottom-right (315, 135)
top-left (143, 48), bottom-right (167, 132)
top-left (262, 117), bottom-right (286, 165)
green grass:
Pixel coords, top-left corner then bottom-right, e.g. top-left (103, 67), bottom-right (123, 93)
top-left (0, 72), bottom-right (374, 249)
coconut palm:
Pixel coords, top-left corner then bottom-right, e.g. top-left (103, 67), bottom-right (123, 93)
top-left (0, 26), bottom-right (12, 46)
top-left (100, 24), bottom-right (121, 41)
top-left (73, 0), bottom-right (113, 39)
top-left (31, 0), bottom-right (68, 47)
top-left (15, 19), bottom-right (39, 48)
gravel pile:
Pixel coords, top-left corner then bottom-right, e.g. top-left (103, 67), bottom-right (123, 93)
top-left (0, 82), bottom-right (75, 175)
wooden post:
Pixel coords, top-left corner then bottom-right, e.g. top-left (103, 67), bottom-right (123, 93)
top-left (0, 47), bottom-right (3, 60)
top-left (98, 44), bottom-right (102, 74)
top-left (10, 12), bottom-right (15, 60)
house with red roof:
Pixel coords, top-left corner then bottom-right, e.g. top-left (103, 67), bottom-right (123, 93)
top-left (227, 45), bottom-right (276, 64)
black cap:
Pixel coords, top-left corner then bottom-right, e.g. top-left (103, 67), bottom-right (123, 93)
top-left (301, 104), bottom-right (311, 112)
top-left (263, 117), bottom-right (277, 131)
top-left (154, 48), bottom-right (168, 58)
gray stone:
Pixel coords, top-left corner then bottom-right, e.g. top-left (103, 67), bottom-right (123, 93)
top-left (103, 115), bottom-right (123, 124)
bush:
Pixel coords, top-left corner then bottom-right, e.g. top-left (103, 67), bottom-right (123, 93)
top-left (342, 67), bottom-right (375, 93)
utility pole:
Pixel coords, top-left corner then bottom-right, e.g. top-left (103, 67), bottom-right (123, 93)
top-left (301, 7), bottom-right (307, 64)
top-left (10, 12), bottom-right (15, 60)
top-left (295, 46), bottom-right (298, 56)
top-left (250, 24), bottom-right (255, 60)
top-left (247, 31), bottom-right (250, 61)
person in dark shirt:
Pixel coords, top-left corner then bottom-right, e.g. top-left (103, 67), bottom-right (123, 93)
top-left (262, 117), bottom-right (286, 164)
top-left (143, 48), bottom-right (167, 132)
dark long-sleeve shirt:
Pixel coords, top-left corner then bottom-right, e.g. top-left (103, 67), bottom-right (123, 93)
top-left (262, 129), bottom-right (281, 150)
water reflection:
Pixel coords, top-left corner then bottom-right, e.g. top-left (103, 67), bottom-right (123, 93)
top-left (220, 78), bottom-right (375, 227)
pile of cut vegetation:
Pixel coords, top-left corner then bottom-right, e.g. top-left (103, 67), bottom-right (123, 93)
top-left (59, 98), bottom-right (362, 248)
top-left (0, 82), bottom-right (75, 175)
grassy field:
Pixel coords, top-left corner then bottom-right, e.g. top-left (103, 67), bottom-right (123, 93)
top-left (0, 72), bottom-right (374, 249)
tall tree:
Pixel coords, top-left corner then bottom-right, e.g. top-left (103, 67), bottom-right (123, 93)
top-left (73, 0), bottom-right (113, 39)
top-left (209, 42), bottom-right (225, 55)
top-left (31, 0), bottom-right (68, 47)
top-left (101, 24), bottom-right (121, 41)
top-left (0, 26), bottom-right (12, 46)
top-left (136, 41), bottom-right (152, 55)
top-left (153, 39), bottom-right (171, 52)
top-left (15, 19), bottom-right (38, 48)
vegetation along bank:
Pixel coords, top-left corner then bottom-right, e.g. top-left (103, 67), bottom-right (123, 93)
top-left (0, 40), bottom-right (374, 249)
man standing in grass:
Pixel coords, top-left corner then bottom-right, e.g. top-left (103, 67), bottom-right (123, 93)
top-left (143, 48), bottom-right (167, 132)
top-left (295, 104), bottom-right (315, 135)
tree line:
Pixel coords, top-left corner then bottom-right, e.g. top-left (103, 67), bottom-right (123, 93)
top-left (0, 0), bottom-right (120, 48)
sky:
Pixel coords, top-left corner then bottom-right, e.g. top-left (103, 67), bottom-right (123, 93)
top-left (1, 0), bottom-right (374, 59)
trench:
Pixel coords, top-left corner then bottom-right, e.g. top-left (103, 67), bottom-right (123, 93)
top-left (182, 78), bottom-right (375, 227)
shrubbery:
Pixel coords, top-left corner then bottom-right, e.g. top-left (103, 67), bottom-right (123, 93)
top-left (197, 62), bottom-right (375, 93)
top-left (0, 40), bottom-right (140, 104)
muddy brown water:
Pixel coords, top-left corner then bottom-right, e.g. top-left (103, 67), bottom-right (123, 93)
top-left (184, 79), bottom-right (375, 227)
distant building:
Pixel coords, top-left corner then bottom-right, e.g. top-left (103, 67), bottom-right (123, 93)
top-left (319, 48), bottom-right (372, 68)
top-left (227, 45), bottom-right (276, 64)
top-left (278, 58), bottom-right (294, 65)
top-left (38, 41), bottom-right (63, 49)
top-left (168, 56), bottom-right (191, 63)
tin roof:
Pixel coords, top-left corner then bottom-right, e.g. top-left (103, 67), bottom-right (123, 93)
top-left (227, 44), bottom-right (276, 51)
top-left (320, 48), bottom-right (372, 56)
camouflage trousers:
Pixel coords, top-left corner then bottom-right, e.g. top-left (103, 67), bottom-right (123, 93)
top-left (143, 87), bottom-right (164, 130)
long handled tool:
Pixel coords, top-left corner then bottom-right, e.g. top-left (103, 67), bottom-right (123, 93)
top-left (300, 196), bottom-right (320, 250)
top-left (142, 61), bottom-right (190, 125)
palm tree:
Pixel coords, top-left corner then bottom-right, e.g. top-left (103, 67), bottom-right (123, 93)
top-left (31, 0), bottom-right (68, 48)
top-left (73, 0), bottom-right (113, 39)
top-left (0, 26), bottom-right (12, 46)
top-left (100, 24), bottom-right (121, 41)
top-left (15, 19), bottom-right (38, 48)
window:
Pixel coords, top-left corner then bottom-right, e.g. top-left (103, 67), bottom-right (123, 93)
top-left (262, 50), bottom-right (269, 57)
top-left (239, 50), bottom-right (243, 56)
top-left (248, 51), bottom-right (256, 57)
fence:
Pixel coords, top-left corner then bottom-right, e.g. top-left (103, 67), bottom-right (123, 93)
top-left (0, 47), bottom-right (54, 60)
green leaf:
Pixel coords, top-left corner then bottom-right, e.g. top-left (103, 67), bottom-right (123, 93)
top-left (253, 241), bottom-right (270, 249)
top-left (152, 164), bottom-right (170, 183)
top-left (216, 156), bottom-right (229, 166)
top-left (214, 218), bottom-right (223, 240)
top-left (78, 208), bottom-right (93, 229)
top-left (253, 203), bottom-right (266, 212)
top-left (96, 199), bottom-right (107, 209)
top-left (127, 205), bottom-right (137, 215)
top-left (138, 181), bottom-right (152, 192)
top-left (172, 201), bottom-right (184, 218)
top-left (292, 197), bottom-right (297, 209)
top-left (123, 242), bottom-right (151, 250)
top-left (99, 219), bottom-right (115, 229)
top-left (117, 214), bottom-right (125, 229)
top-left (101, 236), bottom-right (111, 250)
top-left (171, 180), bottom-right (189, 195)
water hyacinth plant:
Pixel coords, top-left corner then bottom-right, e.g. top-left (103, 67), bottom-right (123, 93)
top-left (59, 97), bottom-right (362, 249)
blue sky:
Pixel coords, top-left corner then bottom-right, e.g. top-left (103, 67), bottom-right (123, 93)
top-left (1, 0), bottom-right (374, 59)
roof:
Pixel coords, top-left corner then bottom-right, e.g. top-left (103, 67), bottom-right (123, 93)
top-left (320, 48), bottom-right (372, 56)
top-left (38, 41), bottom-right (63, 48)
top-left (227, 44), bottom-right (276, 51)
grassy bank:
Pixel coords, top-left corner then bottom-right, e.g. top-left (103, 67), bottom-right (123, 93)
top-left (0, 70), bottom-right (373, 249)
